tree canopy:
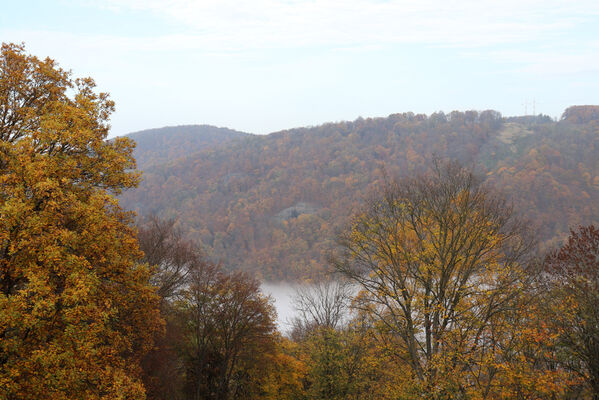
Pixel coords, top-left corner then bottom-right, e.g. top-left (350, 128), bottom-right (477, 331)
top-left (542, 225), bottom-right (599, 399)
top-left (333, 161), bottom-right (536, 398)
top-left (0, 43), bottom-right (162, 400)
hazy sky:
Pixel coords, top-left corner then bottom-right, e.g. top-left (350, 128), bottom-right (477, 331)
top-left (2, 0), bottom-right (598, 136)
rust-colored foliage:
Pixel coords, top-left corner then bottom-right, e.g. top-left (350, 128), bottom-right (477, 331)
top-left (561, 106), bottom-right (599, 124)
top-left (0, 43), bottom-right (162, 399)
top-left (543, 226), bottom-right (599, 399)
top-left (121, 108), bottom-right (599, 280)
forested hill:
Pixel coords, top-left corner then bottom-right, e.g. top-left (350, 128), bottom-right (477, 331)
top-left (125, 125), bottom-right (251, 169)
top-left (120, 106), bottom-right (599, 281)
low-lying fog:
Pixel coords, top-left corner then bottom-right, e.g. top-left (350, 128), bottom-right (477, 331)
top-left (261, 282), bottom-right (302, 334)
top-left (261, 281), bottom-right (357, 334)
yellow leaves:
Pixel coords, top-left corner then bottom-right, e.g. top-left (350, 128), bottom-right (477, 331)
top-left (261, 338), bottom-right (307, 400)
top-left (335, 162), bottom-right (541, 399)
top-left (0, 43), bottom-right (161, 399)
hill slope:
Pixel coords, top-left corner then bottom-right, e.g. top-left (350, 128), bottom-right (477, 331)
top-left (124, 125), bottom-right (251, 170)
top-left (120, 108), bottom-right (599, 280)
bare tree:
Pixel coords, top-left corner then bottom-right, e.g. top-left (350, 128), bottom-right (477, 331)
top-left (138, 215), bottom-right (203, 301)
top-left (291, 280), bottom-right (353, 339)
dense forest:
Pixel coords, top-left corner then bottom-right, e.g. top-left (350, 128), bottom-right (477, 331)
top-left (128, 125), bottom-right (249, 170)
top-left (121, 107), bottom-right (599, 280)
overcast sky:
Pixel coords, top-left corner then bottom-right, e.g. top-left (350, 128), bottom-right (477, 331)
top-left (2, 0), bottom-right (599, 136)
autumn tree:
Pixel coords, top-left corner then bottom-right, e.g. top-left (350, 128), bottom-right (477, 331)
top-left (542, 225), bottom-right (599, 399)
top-left (0, 43), bottom-right (162, 399)
top-left (333, 160), bottom-right (534, 398)
top-left (180, 263), bottom-right (277, 400)
top-left (260, 337), bottom-right (307, 400)
top-left (290, 281), bottom-right (353, 399)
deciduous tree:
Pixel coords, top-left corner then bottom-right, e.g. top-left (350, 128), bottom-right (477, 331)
top-left (180, 264), bottom-right (277, 400)
top-left (0, 43), bottom-right (162, 399)
top-left (138, 215), bottom-right (202, 302)
top-left (137, 216), bottom-right (204, 400)
top-left (333, 160), bottom-right (534, 398)
top-left (543, 225), bottom-right (599, 399)
top-left (291, 280), bottom-right (352, 338)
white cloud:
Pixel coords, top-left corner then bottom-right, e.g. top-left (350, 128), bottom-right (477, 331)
top-left (8, 1), bottom-right (599, 60)
top-left (490, 49), bottom-right (599, 76)
top-left (94, 0), bottom-right (599, 50)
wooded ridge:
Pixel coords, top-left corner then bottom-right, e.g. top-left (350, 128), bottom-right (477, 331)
top-left (120, 107), bottom-right (599, 280)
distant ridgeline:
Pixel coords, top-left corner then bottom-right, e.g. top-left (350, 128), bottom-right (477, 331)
top-left (119, 106), bottom-right (599, 281)
top-left (126, 125), bottom-right (250, 169)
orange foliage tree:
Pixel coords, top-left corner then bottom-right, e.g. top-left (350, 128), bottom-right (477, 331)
top-left (0, 43), bottom-right (162, 399)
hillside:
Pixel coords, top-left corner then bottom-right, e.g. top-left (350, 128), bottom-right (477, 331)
top-left (120, 107), bottom-right (599, 281)
top-left (124, 125), bottom-right (251, 169)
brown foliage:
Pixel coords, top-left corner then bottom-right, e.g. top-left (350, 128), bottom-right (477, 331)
top-left (543, 226), bottom-right (599, 399)
top-left (561, 106), bottom-right (599, 124)
top-left (137, 216), bottom-right (205, 400)
top-left (121, 109), bottom-right (598, 280)
top-left (181, 264), bottom-right (277, 400)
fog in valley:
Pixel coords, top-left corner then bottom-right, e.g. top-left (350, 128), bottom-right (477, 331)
top-left (262, 280), bottom-right (358, 334)
top-left (261, 282), bottom-right (302, 334)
